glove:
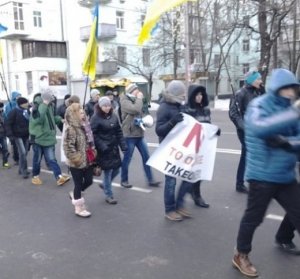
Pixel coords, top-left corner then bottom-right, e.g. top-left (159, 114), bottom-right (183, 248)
top-left (215, 128), bottom-right (221, 136)
top-left (266, 136), bottom-right (292, 150)
top-left (169, 113), bottom-right (184, 127)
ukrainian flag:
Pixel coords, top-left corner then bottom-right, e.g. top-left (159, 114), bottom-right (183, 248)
top-left (82, 5), bottom-right (99, 80)
top-left (0, 23), bottom-right (8, 63)
top-left (138, 0), bottom-right (195, 45)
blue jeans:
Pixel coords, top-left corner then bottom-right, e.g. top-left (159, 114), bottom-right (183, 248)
top-left (32, 143), bottom-right (62, 179)
top-left (0, 136), bottom-right (9, 165)
top-left (164, 175), bottom-right (192, 213)
top-left (103, 168), bottom-right (120, 198)
top-left (15, 137), bottom-right (29, 176)
top-left (121, 137), bottom-right (153, 183)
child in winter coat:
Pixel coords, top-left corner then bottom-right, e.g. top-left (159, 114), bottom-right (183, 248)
top-left (91, 97), bottom-right (127, 205)
top-left (64, 103), bottom-right (96, 218)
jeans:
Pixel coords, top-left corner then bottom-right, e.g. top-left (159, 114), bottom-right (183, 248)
top-left (32, 143), bottom-right (62, 179)
top-left (103, 168), bottom-right (120, 198)
top-left (15, 137), bottom-right (29, 176)
top-left (70, 166), bottom-right (94, 200)
top-left (164, 175), bottom-right (192, 213)
top-left (121, 137), bottom-right (153, 183)
top-left (236, 129), bottom-right (246, 186)
top-left (236, 180), bottom-right (300, 254)
top-left (0, 136), bottom-right (9, 165)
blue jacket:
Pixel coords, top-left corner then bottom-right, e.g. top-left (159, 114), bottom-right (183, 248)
top-left (245, 69), bottom-right (300, 183)
top-left (4, 91), bottom-right (21, 119)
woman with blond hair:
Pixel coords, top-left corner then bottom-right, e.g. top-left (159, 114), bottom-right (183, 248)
top-left (64, 103), bottom-right (96, 217)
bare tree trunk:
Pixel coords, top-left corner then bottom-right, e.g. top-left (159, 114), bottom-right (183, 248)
top-left (291, 0), bottom-right (297, 73)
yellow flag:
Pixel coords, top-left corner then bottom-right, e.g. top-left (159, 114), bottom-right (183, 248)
top-left (82, 5), bottom-right (99, 80)
top-left (138, 0), bottom-right (195, 45)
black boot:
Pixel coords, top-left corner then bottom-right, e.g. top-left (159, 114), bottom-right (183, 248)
top-left (192, 182), bottom-right (210, 208)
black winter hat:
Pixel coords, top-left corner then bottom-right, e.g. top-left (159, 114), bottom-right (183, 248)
top-left (64, 94), bottom-right (71, 100)
top-left (17, 97), bottom-right (29, 106)
top-left (0, 102), bottom-right (4, 108)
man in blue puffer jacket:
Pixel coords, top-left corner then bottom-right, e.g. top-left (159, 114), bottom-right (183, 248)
top-left (232, 69), bottom-right (300, 278)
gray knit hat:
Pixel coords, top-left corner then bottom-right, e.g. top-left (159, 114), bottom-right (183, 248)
top-left (41, 88), bottom-right (54, 103)
top-left (126, 83), bottom-right (139, 94)
top-left (166, 80), bottom-right (186, 103)
top-left (98, 96), bottom-right (111, 107)
top-left (90, 88), bottom-right (100, 98)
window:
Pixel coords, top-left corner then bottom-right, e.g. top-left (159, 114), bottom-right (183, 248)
top-left (14, 75), bottom-right (20, 91)
top-left (33, 11), bottom-right (42, 27)
top-left (26, 71), bottom-right (33, 95)
top-left (243, 15), bottom-right (250, 26)
top-left (13, 3), bottom-right (24, 30)
top-left (117, 46), bottom-right (126, 63)
top-left (242, 63), bottom-right (250, 74)
top-left (142, 48), bottom-right (150, 67)
top-left (22, 41), bottom-right (67, 59)
top-left (242, 39), bottom-right (250, 52)
top-left (214, 54), bottom-right (220, 68)
top-left (141, 15), bottom-right (145, 27)
top-left (116, 11), bottom-right (125, 30)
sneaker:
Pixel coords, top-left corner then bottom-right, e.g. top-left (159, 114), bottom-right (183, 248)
top-left (121, 181), bottom-right (132, 188)
top-left (232, 251), bottom-right (258, 277)
top-left (3, 163), bottom-right (10, 169)
top-left (148, 181), bottom-right (161, 187)
top-left (236, 184), bottom-right (249, 193)
top-left (176, 208), bottom-right (192, 218)
top-left (276, 240), bottom-right (300, 255)
top-left (32, 176), bottom-right (43, 185)
top-left (57, 175), bottom-right (70, 186)
top-left (165, 211), bottom-right (183, 221)
top-left (105, 197), bottom-right (118, 205)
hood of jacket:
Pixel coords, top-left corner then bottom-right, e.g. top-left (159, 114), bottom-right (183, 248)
top-left (188, 84), bottom-right (209, 108)
top-left (33, 93), bottom-right (43, 105)
top-left (65, 105), bottom-right (82, 128)
top-left (267, 69), bottom-right (300, 95)
top-left (11, 91), bottom-right (21, 101)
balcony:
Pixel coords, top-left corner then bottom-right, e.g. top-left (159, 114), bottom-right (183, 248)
top-left (96, 61), bottom-right (118, 75)
top-left (80, 23), bottom-right (117, 40)
top-left (78, 0), bottom-right (111, 7)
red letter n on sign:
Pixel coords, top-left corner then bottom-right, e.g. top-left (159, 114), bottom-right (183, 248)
top-left (183, 123), bottom-right (202, 153)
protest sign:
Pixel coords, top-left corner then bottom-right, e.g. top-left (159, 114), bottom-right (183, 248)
top-left (147, 113), bottom-right (218, 182)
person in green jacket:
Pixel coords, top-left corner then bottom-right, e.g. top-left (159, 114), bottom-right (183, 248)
top-left (29, 89), bottom-right (70, 186)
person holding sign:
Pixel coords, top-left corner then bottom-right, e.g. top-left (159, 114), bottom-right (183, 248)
top-left (185, 84), bottom-right (220, 208)
top-left (156, 80), bottom-right (191, 221)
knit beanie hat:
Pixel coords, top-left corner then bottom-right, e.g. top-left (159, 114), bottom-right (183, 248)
top-left (98, 96), bottom-right (111, 107)
top-left (17, 97), bottom-right (29, 106)
top-left (245, 70), bottom-right (262, 85)
top-left (0, 102), bottom-right (4, 108)
top-left (126, 83), bottom-right (138, 94)
top-left (41, 88), bottom-right (54, 103)
top-left (166, 80), bottom-right (186, 103)
top-left (90, 89), bottom-right (100, 98)
top-left (105, 90), bottom-right (114, 96)
top-left (64, 94), bottom-right (71, 100)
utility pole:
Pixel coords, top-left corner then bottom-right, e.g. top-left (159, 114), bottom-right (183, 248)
top-left (184, 2), bottom-right (191, 85)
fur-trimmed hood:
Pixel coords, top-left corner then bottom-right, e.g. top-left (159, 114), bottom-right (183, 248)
top-left (65, 104), bottom-right (82, 128)
top-left (188, 84), bottom-right (209, 108)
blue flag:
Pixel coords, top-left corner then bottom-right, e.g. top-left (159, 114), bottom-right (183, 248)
top-left (0, 23), bottom-right (8, 33)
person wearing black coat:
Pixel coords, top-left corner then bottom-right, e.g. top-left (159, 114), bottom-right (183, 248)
top-left (185, 84), bottom-right (214, 208)
top-left (0, 101), bottom-right (10, 168)
top-left (5, 97), bottom-right (30, 178)
top-left (91, 97), bottom-right (127, 205)
top-left (56, 94), bottom-right (71, 132)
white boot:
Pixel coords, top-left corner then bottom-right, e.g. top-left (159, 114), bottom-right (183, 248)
top-left (72, 198), bottom-right (91, 218)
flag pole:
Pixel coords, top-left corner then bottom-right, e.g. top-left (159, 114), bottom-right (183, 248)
top-left (0, 57), bottom-right (11, 104)
top-left (83, 55), bottom-right (92, 107)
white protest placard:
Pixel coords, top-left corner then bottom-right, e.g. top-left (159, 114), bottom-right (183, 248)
top-left (147, 113), bottom-right (218, 182)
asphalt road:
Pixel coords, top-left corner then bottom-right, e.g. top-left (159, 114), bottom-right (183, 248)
top-left (0, 109), bottom-right (299, 279)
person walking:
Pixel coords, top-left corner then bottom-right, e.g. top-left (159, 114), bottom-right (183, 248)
top-left (0, 101), bottom-right (10, 168)
top-left (229, 69), bottom-right (264, 193)
top-left (29, 89), bottom-right (70, 186)
top-left (120, 83), bottom-right (159, 188)
top-left (185, 84), bottom-right (220, 208)
top-left (85, 89), bottom-right (100, 119)
top-left (91, 97), bottom-right (127, 204)
top-left (5, 97), bottom-right (30, 178)
top-left (156, 80), bottom-right (192, 221)
top-left (4, 91), bottom-right (21, 165)
top-left (232, 69), bottom-right (300, 278)
top-left (64, 103), bottom-right (96, 217)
